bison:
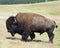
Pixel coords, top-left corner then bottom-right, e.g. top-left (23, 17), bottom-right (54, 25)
top-left (6, 16), bottom-right (35, 40)
top-left (15, 12), bottom-right (58, 43)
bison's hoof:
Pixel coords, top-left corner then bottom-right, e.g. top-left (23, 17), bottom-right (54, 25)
top-left (21, 37), bottom-right (27, 41)
top-left (21, 39), bottom-right (27, 42)
top-left (49, 40), bottom-right (53, 43)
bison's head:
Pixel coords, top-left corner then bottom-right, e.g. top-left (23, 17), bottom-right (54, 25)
top-left (6, 16), bottom-right (24, 36)
top-left (7, 22), bottom-right (24, 36)
top-left (6, 16), bottom-right (16, 36)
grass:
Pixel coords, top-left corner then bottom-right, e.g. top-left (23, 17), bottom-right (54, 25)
top-left (0, 1), bottom-right (60, 16)
top-left (0, 1), bottom-right (60, 48)
top-left (54, 24), bottom-right (60, 48)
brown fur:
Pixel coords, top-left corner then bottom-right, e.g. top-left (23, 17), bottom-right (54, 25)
top-left (15, 12), bottom-right (57, 43)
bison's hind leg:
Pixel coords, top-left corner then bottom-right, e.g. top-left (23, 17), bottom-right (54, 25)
top-left (47, 30), bottom-right (54, 43)
top-left (30, 33), bottom-right (35, 40)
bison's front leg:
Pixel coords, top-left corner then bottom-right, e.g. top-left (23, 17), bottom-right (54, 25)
top-left (22, 32), bottom-right (30, 41)
top-left (21, 24), bottom-right (32, 41)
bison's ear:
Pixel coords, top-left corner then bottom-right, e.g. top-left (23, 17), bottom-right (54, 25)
top-left (13, 17), bottom-right (18, 25)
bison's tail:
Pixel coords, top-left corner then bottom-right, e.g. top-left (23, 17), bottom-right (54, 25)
top-left (56, 25), bottom-right (58, 28)
top-left (54, 21), bottom-right (58, 28)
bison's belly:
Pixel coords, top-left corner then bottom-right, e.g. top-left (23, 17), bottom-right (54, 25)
top-left (30, 24), bottom-right (47, 33)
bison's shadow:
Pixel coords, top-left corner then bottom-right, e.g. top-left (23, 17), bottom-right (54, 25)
top-left (6, 37), bottom-right (20, 40)
top-left (6, 37), bottom-right (49, 43)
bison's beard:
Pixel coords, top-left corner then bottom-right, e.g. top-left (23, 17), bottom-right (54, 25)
top-left (10, 32), bottom-right (15, 36)
top-left (8, 29), bottom-right (16, 37)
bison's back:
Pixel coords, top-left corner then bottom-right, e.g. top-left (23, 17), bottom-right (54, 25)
top-left (16, 12), bottom-right (46, 24)
top-left (16, 12), bottom-right (56, 31)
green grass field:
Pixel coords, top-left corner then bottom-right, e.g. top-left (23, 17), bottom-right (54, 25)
top-left (0, 1), bottom-right (60, 48)
top-left (0, 1), bottom-right (60, 16)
